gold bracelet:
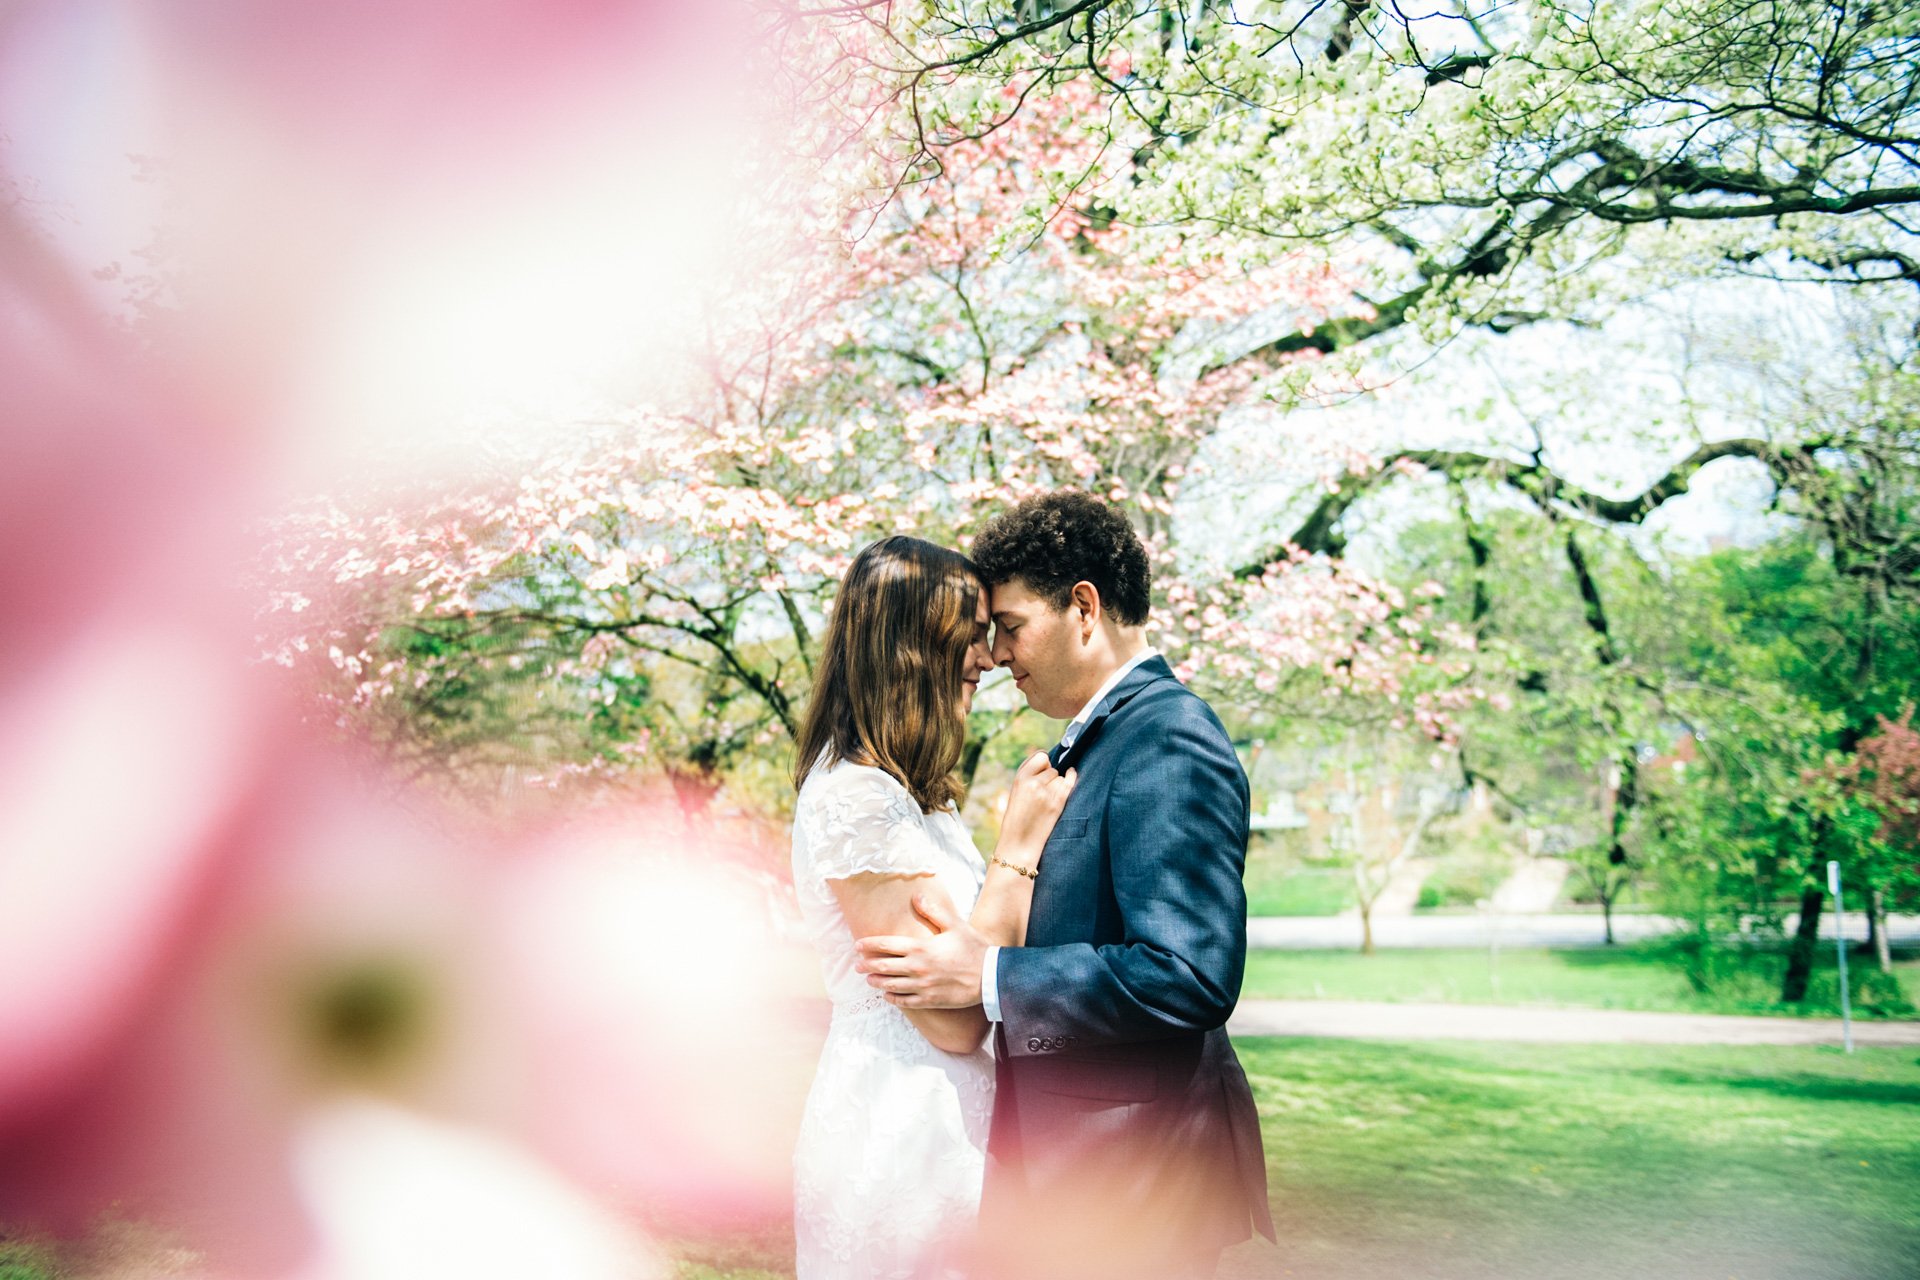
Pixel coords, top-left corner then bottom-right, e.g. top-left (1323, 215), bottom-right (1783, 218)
top-left (989, 854), bottom-right (1039, 880)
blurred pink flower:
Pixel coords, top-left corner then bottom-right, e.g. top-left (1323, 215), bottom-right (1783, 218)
top-left (0, 2), bottom-right (806, 1272)
top-left (0, 733), bottom-right (804, 1272)
top-left (292, 1098), bottom-right (667, 1280)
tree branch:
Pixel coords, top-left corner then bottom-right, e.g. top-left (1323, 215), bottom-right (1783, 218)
top-left (912, 0), bottom-right (1117, 73)
top-left (1233, 437), bottom-right (1811, 575)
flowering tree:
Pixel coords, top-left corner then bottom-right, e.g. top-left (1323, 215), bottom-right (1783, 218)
top-left (260, 75), bottom-right (1481, 801)
top-left (758, 2), bottom-right (1920, 887)
top-left (831, 1), bottom-right (1919, 668)
top-left (1845, 710), bottom-right (1920, 858)
top-left (1830, 708), bottom-right (1920, 972)
top-left (853, 2), bottom-right (1920, 337)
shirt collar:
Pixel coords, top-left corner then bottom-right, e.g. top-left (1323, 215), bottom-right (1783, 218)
top-left (1059, 649), bottom-right (1157, 750)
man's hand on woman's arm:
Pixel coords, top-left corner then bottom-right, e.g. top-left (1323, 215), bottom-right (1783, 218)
top-left (831, 875), bottom-right (987, 1052)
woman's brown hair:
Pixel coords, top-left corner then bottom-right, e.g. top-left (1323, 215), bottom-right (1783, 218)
top-left (792, 536), bottom-right (981, 813)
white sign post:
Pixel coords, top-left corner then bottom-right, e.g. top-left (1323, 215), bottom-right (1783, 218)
top-left (1828, 860), bottom-right (1853, 1054)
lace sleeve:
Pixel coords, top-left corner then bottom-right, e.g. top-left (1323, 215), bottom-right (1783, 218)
top-left (796, 764), bottom-right (945, 883)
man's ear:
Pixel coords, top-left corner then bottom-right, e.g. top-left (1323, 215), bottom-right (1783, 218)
top-left (1071, 581), bottom-right (1101, 640)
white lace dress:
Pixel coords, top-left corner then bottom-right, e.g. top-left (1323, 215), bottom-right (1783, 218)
top-left (791, 759), bottom-right (995, 1280)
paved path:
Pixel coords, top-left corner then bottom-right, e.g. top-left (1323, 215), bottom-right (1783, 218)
top-left (1489, 856), bottom-right (1573, 912)
top-left (1248, 911), bottom-right (1920, 949)
top-left (1228, 997), bottom-right (1920, 1046)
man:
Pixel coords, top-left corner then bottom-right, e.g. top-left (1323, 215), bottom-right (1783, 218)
top-left (855, 490), bottom-right (1274, 1280)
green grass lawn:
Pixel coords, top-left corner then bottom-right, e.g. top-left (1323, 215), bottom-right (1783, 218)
top-left (1245, 864), bottom-right (1353, 917)
top-left (1241, 945), bottom-right (1920, 1019)
top-left (11, 1040), bottom-right (1915, 1280)
top-left (1221, 1038), bottom-right (1920, 1280)
top-left (658, 1039), bottom-right (1920, 1280)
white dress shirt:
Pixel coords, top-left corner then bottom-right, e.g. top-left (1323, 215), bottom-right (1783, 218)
top-left (982, 649), bottom-right (1157, 1021)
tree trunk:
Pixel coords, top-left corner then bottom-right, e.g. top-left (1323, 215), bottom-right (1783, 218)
top-left (959, 735), bottom-right (985, 789)
top-left (1600, 887), bottom-right (1616, 946)
top-left (1780, 885), bottom-right (1826, 1003)
top-left (1347, 753), bottom-right (1375, 956)
top-left (1870, 887), bottom-right (1893, 974)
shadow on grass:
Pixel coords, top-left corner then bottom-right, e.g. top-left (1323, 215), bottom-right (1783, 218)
top-left (1630, 1068), bottom-right (1920, 1106)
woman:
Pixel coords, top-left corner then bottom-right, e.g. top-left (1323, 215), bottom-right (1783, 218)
top-left (790, 536), bottom-right (1074, 1280)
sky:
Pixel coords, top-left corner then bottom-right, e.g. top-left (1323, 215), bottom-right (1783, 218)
top-left (1172, 273), bottom-right (1857, 577)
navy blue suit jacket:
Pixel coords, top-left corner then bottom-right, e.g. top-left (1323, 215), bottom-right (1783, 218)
top-left (980, 656), bottom-right (1273, 1276)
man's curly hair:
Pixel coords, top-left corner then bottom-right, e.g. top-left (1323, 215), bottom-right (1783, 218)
top-left (969, 490), bottom-right (1151, 625)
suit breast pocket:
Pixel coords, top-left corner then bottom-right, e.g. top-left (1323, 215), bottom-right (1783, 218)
top-left (1046, 817), bottom-right (1091, 845)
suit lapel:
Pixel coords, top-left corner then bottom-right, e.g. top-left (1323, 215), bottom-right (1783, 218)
top-left (1047, 655), bottom-right (1174, 773)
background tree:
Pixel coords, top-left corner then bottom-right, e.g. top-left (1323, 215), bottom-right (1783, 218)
top-left (855, 1), bottom-right (1920, 340)
top-left (259, 78), bottom-right (1474, 808)
top-left (1831, 710), bottom-right (1920, 971)
top-left (1329, 731), bottom-right (1456, 955)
